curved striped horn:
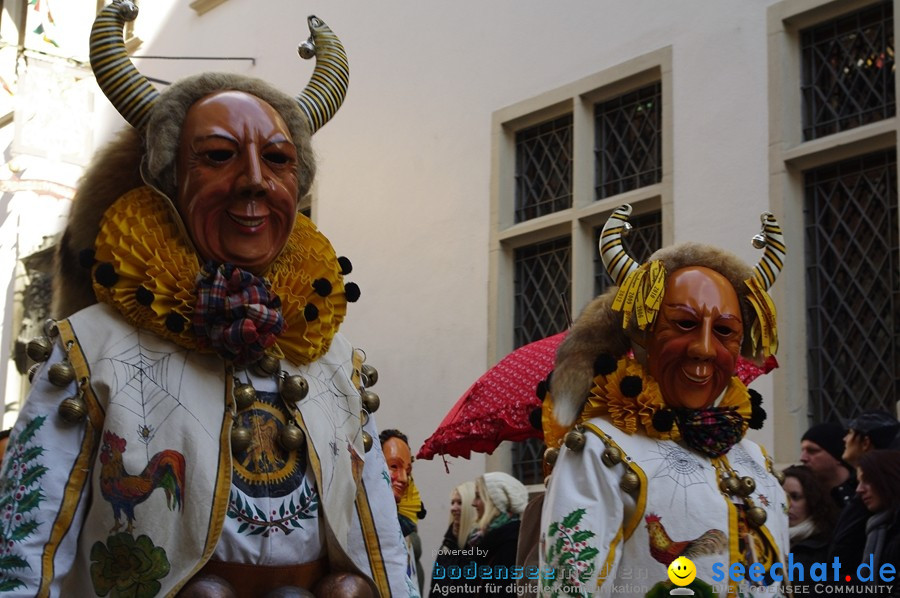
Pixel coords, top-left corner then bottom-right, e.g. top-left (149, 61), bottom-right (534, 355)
top-left (89, 1), bottom-right (159, 131)
top-left (296, 16), bottom-right (349, 134)
top-left (752, 212), bottom-right (786, 289)
top-left (600, 204), bottom-right (640, 286)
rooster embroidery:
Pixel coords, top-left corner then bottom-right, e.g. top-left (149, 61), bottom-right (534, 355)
top-left (99, 430), bottom-right (186, 534)
top-left (644, 513), bottom-right (727, 565)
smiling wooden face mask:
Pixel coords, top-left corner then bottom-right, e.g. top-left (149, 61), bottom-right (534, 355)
top-left (645, 266), bottom-right (743, 409)
top-left (175, 91), bottom-right (300, 273)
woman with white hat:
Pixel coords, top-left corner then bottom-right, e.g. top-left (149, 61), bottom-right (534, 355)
top-left (468, 472), bottom-right (529, 597)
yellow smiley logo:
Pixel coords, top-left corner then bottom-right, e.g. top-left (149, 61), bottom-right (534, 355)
top-left (667, 556), bottom-right (697, 586)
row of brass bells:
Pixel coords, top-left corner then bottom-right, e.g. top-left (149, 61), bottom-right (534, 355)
top-left (719, 474), bottom-right (756, 497)
top-left (231, 420), bottom-right (306, 453)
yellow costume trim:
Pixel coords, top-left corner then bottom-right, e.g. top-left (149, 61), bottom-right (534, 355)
top-left (92, 186), bottom-right (348, 366)
top-left (612, 260), bottom-right (666, 331)
top-left (39, 321), bottom-right (104, 598)
top-left (543, 357), bottom-right (752, 449)
top-left (582, 423), bottom-right (647, 542)
top-left (397, 478), bottom-right (423, 524)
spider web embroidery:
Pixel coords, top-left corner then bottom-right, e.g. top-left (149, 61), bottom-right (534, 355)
top-left (645, 441), bottom-right (714, 509)
top-left (727, 443), bottom-right (777, 495)
top-left (99, 330), bottom-right (215, 459)
top-left (296, 348), bottom-right (360, 496)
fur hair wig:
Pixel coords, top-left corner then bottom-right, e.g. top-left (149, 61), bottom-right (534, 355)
top-left (52, 73), bottom-right (318, 319)
top-left (551, 242), bottom-right (760, 427)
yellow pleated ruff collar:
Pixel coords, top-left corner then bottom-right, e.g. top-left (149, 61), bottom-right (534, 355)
top-left (543, 356), bottom-right (752, 449)
top-left (91, 186), bottom-right (348, 366)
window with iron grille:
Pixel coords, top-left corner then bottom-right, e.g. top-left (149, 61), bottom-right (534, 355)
top-left (593, 210), bottom-right (663, 296)
top-left (514, 115), bottom-right (573, 223)
top-left (804, 150), bottom-right (899, 423)
top-left (800, 1), bottom-right (895, 141)
top-left (595, 82), bottom-right (662, 200)
top-left (511, 237), bottom-right (571, 484)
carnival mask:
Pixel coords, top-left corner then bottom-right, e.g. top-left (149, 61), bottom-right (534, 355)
top-left (646, 266), bottom-right (743, 410)
top-left (176, 91), bottom-right (300, 273)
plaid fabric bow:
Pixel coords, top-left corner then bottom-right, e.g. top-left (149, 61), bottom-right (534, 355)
top-left (675, 407), bottom-right (745, 458)
top-left (192, 262), bottom-right (285, 367)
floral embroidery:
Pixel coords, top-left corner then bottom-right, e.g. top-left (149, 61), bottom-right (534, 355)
top-left (0, 416), bottom-right (47, 592)
top-left (227, 482), bottom-right (318, 537)
top-left (543, 508), bottom-right (598, 597)
top-left (89, 533), bottom-right (171, 598)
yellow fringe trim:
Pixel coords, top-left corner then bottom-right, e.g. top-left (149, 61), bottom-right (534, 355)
top-left (612, 260), bottom-right (666, 331)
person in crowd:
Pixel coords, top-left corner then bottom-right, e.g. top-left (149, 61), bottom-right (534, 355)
top-left (429, 481), bottom-right (478, 598)
top-left (781, 465), bottom-right (838, 573)
top-left (380, 428), bottom-right (425, 593)
top-left (855, 449), bottom-right (900, 594)
top-left (468, 472), bottom-right (528, 598)
top-left (0, 428), bottom-right (10, 466)
top-left (800, 422), bottom-right (856, 507)
top-left (540, 206), bottom-right (789, 596)
top-left (0, 4), bottom-right (412, 596)
top-left (827, 410), bottom-right (900, 574)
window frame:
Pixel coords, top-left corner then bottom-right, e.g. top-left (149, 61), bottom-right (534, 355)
top-left (767, 0), bottom-right (900, 460)
top-left (487, 47), bottom-right (673, 475)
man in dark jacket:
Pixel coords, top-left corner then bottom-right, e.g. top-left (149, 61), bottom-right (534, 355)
top-left (828, 410), bottom-right (900, 575)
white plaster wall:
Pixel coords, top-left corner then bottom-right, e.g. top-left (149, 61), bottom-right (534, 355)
top-left (46, 0), bottom-right (790, 589)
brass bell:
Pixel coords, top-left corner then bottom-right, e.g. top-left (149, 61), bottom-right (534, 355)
top-left (362, 431), bottom-right (374, 452)
top-left (27, 363), bottom-right (40, 383)
top-left (724, 476), bottom-right (741, 496)
top-left (231, 426), bottom-right (252, 454)
top-left (252, 354), bottom-right (281, 377)
top-left (58, 395), bottom-right (87, 423)
top-left (43, 318), bottom-right (59, 337)
top-left (361, 364), bottom-right (378, 387)
top-left (279, 423), bottom-right (305, 451)
top-left (281, 375), bottom-right (309, 403)
top-left (773, 469), bottom-right (785, 485)
top-left (298, 39), bottom-right (316, 60)
top-left (601, 447), bottom-right (622, 467)
top-left (27, 337), bottom-right (53, 363)
top-left (747, 506), bottom-right (768, 527)
top-left (564, 427), bottom-right (586, 452)
top-left (361, 390), bottom-right (380, 413)
top-left (738, 476), bottom-right (756, 496)
top-left (751, 233), bottom-right (767, 249)
top-left (620, 470), bottom-right (640, 493)
top-left (48, 361), bottom-right (76, 387)
top-left (233, 383), bottom-right (257, 411)
top-left (543, 447), bottom-right (560, 467)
